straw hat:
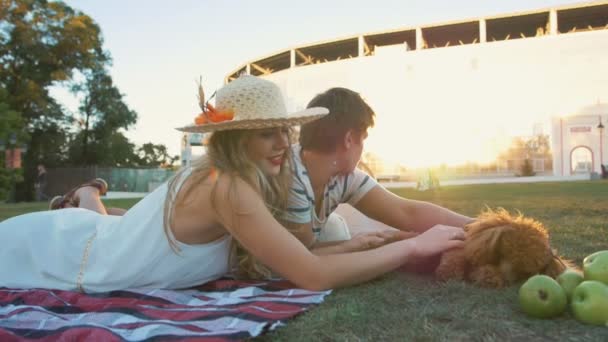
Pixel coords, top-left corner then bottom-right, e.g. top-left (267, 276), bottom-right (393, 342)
top-left (177, 75), bottom-right (328, 133)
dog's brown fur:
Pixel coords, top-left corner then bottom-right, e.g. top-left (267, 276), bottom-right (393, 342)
top-left (434, 208), bottom-right (574, 288)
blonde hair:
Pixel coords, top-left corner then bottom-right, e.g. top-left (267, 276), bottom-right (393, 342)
top-left (163, 128), bottom-right (294, 279)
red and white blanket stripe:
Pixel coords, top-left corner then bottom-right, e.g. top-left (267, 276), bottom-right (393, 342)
top-left (0, 279), bottom-right (331, 341)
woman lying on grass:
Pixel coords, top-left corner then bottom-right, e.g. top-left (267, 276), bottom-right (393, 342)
top-left (0, 76), bottom-right (465, 293)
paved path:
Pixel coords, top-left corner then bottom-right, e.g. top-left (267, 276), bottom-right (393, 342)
top-left (105, 191), bottom-right (147, 199)
top-left (380, 174), bottom-right (590, 189)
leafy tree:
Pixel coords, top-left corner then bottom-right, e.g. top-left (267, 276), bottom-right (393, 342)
top-left (67, 130), bottom-right (139, 167)
top-left (519, 159), bottom-right (535, 177)
top-left (1, 1), bottom-right (178, 200)
top-left (0, 90), bottom-right (23, 142)
top-left (1, 0), bottom-right (108, 132)
top-left (69, 67), bottom-right (137, 165)
top-left (136, 143), bottom-right (179, 168)
top-left (526, 134), bottom-right (552, 170)
top-left (1, 0), bottom-right (108, 199)
top-left (0, 88), bottom-right (24, 200)
top-left (497, 134), bottom-right (553, 175)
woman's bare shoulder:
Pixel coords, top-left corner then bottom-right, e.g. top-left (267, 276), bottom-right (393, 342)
top-left (212, 173), bottom-right (264, 212)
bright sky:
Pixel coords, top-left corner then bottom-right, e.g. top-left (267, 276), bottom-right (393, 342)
top-left (59, 0), bottom-right (585, 165)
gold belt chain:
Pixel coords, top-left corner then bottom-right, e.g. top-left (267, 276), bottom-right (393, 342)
top-left (77, 231), bottom-right (97, 293)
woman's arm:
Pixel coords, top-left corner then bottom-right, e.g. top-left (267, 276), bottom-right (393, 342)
top-left (354, 185), bottom-right (474, 233)
top-left (213, 177), bottom-right (465, 291)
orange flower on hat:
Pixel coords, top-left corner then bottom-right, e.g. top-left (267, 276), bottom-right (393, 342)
top-left (194, 78), bottom-right (235, 125)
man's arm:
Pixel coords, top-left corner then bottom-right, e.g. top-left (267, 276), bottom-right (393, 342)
top-left (279, 219), bottom-right (356, 255)
top-left (280, 219), bottom-right (404, 255)
top-left (354, 185), bottom-right (474, 233)
top-left (279, 220), bottom-right (316, 248)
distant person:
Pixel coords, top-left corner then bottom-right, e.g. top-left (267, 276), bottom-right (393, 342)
top-left (34, 164), bottom-right (48, 201)
top-left (0, 76), bottom-right (465, 293)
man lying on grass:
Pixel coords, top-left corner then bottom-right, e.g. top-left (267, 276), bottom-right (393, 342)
top-left (281, 87), bottom-right (474, 257)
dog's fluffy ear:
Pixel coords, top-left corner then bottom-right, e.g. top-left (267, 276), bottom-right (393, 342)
top-left (464, 209), bottom-right (507, 264)
top-left (464, 223), bottom-right (507, 266)
top-left (464, 208), bottom-right (529, 266)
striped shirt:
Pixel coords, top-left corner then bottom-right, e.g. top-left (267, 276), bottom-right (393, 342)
top-left (282, 144), bottom-right (378, 237)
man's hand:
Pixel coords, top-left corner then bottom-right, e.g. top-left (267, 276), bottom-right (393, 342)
top-left (409, 224), bottom-right (466, 258)
top-left (342, 229), bottom-right (418, 252)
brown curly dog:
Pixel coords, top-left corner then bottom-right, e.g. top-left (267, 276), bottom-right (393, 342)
top-left (433, 208), bottom-right (575, 288)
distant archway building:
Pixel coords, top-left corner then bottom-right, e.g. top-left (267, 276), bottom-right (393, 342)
top-left (551, 103), bottom-right (607, 176)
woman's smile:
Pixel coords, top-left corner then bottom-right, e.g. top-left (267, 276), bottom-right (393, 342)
top-left (268, 154), bottom-right (284, 166)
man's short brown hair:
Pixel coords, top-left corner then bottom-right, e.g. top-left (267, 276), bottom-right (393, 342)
top-left (299, 87), bottom-right (375, 153)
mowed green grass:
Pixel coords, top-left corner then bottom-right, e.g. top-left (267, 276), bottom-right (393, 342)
top-left (0, 198), bottom-right (140, 221)
top-left (262, 180), bottom-right (608, 341)
top-left (1, 180), bottom-right (607, 341)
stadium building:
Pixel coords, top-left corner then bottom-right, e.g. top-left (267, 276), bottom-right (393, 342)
top-left (187, 2), bottom-right (608, 177)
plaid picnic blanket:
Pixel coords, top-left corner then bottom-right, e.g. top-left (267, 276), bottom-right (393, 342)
top-left (0, 278), bottom-right (331, 341)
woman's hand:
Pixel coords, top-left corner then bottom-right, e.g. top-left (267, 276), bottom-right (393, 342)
top-left (409, 224), bottom-right (465, 258)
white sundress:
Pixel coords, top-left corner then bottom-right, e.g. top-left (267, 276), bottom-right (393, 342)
top-left (0, 173), bottom-right (232, 293)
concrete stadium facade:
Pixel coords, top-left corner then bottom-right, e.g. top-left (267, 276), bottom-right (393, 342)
top-left (224, 1), bottom-right (608, 176)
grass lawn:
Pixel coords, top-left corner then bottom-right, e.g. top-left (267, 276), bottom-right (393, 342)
top-left (1, 180), bottom-right (607, 340)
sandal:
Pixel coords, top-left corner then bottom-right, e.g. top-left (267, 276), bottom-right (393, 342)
top-left (49, 178), bottom-right (108, 210)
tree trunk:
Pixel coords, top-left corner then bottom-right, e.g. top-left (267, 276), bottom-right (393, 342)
top-left (82, 99), bottom-right (91, 165)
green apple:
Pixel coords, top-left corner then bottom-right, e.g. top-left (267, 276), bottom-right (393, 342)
top-left (519, 275), bottom-right (567, 319)
top-left (571, 280), bottom-right (608, 326)
top-left (556, 268), bottom-right (585, 301)
top-left (583, 250), bottom-right (608, 285)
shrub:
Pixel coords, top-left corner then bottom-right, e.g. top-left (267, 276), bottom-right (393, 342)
top-left (519, 159), bottom-right (536, 177)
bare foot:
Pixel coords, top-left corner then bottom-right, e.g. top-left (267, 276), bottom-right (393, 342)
top-left (71, 186), bottom-right (102, 207)
top-left (49, 178), bottom-right (108, 210)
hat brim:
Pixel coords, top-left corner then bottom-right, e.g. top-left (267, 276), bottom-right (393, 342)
top-left (176, 107), bottom-right (328, 133)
